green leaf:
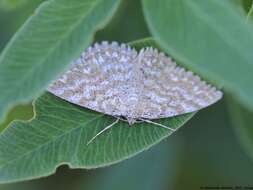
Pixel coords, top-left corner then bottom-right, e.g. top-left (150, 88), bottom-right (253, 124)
top-left (0, 0), bottom-right (122, 121)
top-left (227, 0), bottom-right (253, 162)
top-left (0, 141), bottom-right (180, 190)
top-left (95, 0), bottom-right (150, 42)
top-left (0, 91), bottom-right (193, 183)
top-left (0, 104), bottom-right (33, 133)
top-left (0, 0), bottom-right (28, 10)
top-left (142, 0), bottom-right (253, 112)
top-left (246, 1), bottom-right (253, 21)
top-left (227, 97), bottom-right (253, 161)
top-left (242, 0), bottom-right (253, 13)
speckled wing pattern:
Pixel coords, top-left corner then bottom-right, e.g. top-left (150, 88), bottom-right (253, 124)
top-left (137, 48), bottom-right (222, 119)
top-left (48, 42), bottom-right (222, 120)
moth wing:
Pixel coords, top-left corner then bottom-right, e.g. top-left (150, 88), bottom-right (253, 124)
top-left (137, 48), bottom-right (222, 119)
top-left (48, 42), bottom-right (137, 116)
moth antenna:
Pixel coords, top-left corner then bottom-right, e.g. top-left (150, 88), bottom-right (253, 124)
top-left (139, 118), bottom-right (176, 131)
top-left (87, 118), bottom-right (120, 145)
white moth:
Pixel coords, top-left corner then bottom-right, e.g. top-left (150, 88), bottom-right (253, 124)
top-left (48, 41), bottom-right (223, 144)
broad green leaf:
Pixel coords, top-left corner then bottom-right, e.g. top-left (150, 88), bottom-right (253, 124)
top-left (142, 0), bottom-right (253, 112)
top-left (0, 0), bottom-right (122, 121)
top-left (0, 141), bottom-right (179, 190)
top-left (227, 98), bottom-right (253, 161)
top-left (0, 92), bottom-right (193, 183)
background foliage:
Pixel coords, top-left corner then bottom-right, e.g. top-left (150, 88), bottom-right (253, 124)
top-left (0, 0), bottom-right (253, 189)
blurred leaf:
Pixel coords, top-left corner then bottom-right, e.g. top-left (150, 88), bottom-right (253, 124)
top-left (0, 0), bottom-right (45, 51)
top-left (175, 98), bottom-right (253, 188)
top-left (246, 1), bottom-right (253, 20)
top-left (0, 0), bottom-right (122, 122)
top-left (142, 0), bottom-right (253, 112)
top-left (242, 0), bottom-right (253, 12)
top-left (0, 91), bottom-right (193, 183)
top-left (227, 2), bottom-right (253, 161)
top-left (0, 0), bottom-right (27, 10)
top-left (227, 98), bottom-right (253, 161)
top-left (95, 0), bottom-right (150, 42)
top-left (129, 37), bottom-right (158, 50)
top-left (83, 140), bottom-right (179, 190)
top-left (0, 104), bottom-right (33, 133)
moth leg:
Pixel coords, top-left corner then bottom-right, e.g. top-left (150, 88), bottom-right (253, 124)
top-left (138, 118), bottom-right (176, 131)
top-left (87, 118), bottom-right (120, 145)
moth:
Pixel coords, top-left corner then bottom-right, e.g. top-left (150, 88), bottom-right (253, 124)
top-left (48, 42), bottom-right (223, 144)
